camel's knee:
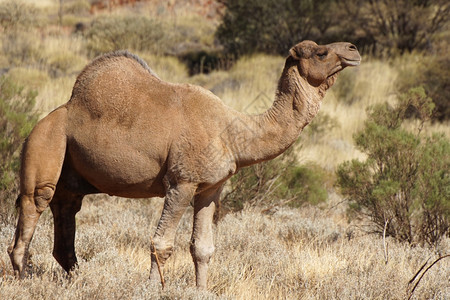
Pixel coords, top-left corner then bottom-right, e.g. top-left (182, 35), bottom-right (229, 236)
top-left (33, 185), bottom-right (55, 213)
top-left (190, 240), bottom-right (215, 264)
top-left (151, 238), bottom-right (174, 264)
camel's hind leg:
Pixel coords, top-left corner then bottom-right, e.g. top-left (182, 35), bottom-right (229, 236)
top-left (50, 186), bottom-right (83, 273)
top-left (7, 106), bottom-right (67, 278)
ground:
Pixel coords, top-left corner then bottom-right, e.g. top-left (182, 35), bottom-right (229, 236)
top-left (1, 194), bottom-right (448, 299)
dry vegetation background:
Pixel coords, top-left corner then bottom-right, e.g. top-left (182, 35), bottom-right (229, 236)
top-left (0, 0), bottom-right (449, 299)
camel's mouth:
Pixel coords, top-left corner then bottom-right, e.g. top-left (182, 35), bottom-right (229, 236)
top-left (341, 58), bottom-right (361, 67)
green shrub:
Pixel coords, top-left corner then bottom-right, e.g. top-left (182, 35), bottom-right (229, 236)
top-left (165, 14), bottom-right (216, 53)
top-left (396, 53), bottom-right (450, 121)
top-left (281, 163), bottom-right (330, 207)
top-left (180, 50), bottom-right (231, 75)
top-left (336, 87), bottom-right (449, 247)
top-left (415, 133), bottom-right (450, 245)
top-left (0, 76), bottom-right (39, 223)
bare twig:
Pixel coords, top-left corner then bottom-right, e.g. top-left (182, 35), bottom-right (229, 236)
top-left (150, 237), bottom-right (165, 289)
top-left (257, 175), bottom-right (281, 204)
top-left (383, 219), bottom-right (389, 264)
top-left (326, 198), bottom-right (350, 214)
top-left (408, 257), bottom-right (430, 286)
top-left (407, 254), bottom-right (450, 300)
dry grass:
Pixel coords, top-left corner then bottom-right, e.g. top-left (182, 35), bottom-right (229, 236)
top-left (1, 196), bottom-right (448, 299)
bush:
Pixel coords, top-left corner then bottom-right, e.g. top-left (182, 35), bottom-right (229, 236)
top-left (0, 76), bottom-right (39, 223)
top-left (396, 53), bottom-right (450, 121)
top-left (281, 163), bottom-right (330, 207)
top-left (421, 55), bottom-right (450, 121)
top-left (336, 87), bottom-right (449, 247)
top-left (84, 15), bottom-right (167, 56)
top-left (180, 50), bottom-right (231, 75)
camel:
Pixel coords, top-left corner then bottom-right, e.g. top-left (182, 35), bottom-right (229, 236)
top-left (7, 40), bottom-right (360, 289)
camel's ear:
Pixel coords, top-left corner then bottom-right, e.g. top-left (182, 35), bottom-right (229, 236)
top-left (289, 46), bottom-right (302, 60)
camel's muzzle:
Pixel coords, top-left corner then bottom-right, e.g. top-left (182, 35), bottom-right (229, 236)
top-left (328, 42), bottom-right (361, 67)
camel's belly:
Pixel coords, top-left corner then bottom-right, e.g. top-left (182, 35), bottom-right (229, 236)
top-left (67, 131), bottom-right (168, 198)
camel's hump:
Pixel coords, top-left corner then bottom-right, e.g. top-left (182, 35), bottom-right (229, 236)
top-left (69, 50), bottom-right (162, 104)
top-left (84, 50), bottom-right (159, 78)
top-left (67, 50), bottom-right (182, 120)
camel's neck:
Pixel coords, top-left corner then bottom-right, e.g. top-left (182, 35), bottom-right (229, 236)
top-left (225, 58), bottom-right (331, 168)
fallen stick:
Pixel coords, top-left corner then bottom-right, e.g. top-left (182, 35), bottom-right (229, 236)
top-left (150, 237), bottom-right (165, 289)
top-left (408, 254), bottom-right (450, 300)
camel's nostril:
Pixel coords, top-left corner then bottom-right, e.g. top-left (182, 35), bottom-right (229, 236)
top-left (348, 44), bottom-right (357, 51)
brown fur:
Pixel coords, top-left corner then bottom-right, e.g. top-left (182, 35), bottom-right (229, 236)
top-left (8, 41), bottom-right (360, 289)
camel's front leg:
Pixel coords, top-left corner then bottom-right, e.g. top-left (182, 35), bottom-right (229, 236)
top-left (190, 185), bottom-right (223, 289)
top-left (149, 182), bottom-right (197, 283)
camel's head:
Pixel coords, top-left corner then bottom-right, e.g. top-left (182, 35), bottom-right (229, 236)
top-left (289, 40), bottom-right (361, 88)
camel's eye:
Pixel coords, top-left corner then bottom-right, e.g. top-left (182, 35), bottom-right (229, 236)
top-left (317, 51), bottom-right (328, 59)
